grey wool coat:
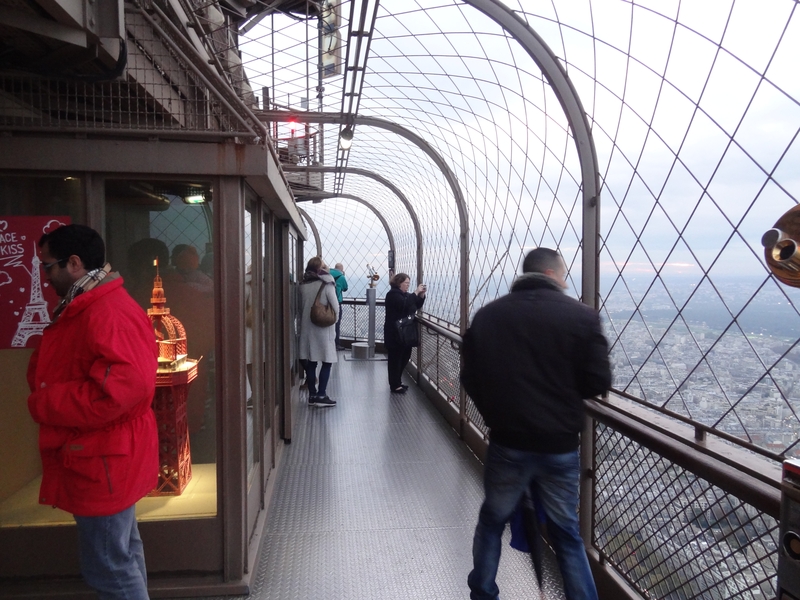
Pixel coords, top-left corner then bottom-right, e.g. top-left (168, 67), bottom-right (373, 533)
top-left (298, 272), bottom-right (339, 363)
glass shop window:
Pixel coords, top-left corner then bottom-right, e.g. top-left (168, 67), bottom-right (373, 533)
top-left (106, 179), bottom-right (217, 521)
top-left (0, 175), bottom-right (85, 528)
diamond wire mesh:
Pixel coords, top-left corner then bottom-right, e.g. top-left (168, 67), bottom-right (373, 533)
top-left (339, 300), bottom-right (386, 342)
top-left (240, 0), bottom-right (800, 459)
top-left (142, 194), bottom-right (213, 267)
top-left (594, 424), bottom-right (778, 599)
top-left (417, 327), bottom-right (462, 409)
top-left (300, 196), bottom-right (404, 299)
top-left (5, 0), bottom-right (798, 460)
top-left (237, 5), bottom-right (798, 596)
top-left (241, 1), bottom-right (584, 326)
top-left (505, 0), bottom-right (800, 458)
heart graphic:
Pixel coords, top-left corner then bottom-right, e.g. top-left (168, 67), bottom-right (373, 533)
top-left (0, 220), bottom-right (7, 232)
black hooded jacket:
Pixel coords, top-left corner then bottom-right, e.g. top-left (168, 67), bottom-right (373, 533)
top-left (460, 273), bottom-right (611, 453)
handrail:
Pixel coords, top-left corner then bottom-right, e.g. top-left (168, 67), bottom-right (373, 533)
top-left (587, 396), bottom-right (781, 519)
top-left (339, 300), bottom-right (463, 344)
top-left (610, 386), bottom-right (785, 463)
top-left (416, 313), bottom-right (462, 345)
top-left (341, 297), bottom-right (385, 306)
top-left (341, 298), bottom-right (781, 519)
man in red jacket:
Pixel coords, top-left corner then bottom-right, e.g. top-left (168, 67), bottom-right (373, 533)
top-left (27, 224), bottom-right (158, 600)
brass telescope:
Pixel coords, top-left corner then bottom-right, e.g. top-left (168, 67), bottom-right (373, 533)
top-left (763, 205), bottom-right (800, 287)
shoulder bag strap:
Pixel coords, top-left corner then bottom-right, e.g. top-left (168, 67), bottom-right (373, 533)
top-left (314, 280), bottom-right (326, 303)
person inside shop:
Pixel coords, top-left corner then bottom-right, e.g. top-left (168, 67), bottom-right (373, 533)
top-left (27, 224), bottom-right (159, 599)
top-left (298, 256), bottom-right (339, 407)
top-left (171, 243), bottom-right (213, 294)
top-left (328, 262), bottom-right (349, 350)
top-left (383, 272), bottom-right (426, 394)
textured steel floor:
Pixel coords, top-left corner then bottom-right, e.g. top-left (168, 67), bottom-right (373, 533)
top-left (187, 354), bottom-right (566, 600)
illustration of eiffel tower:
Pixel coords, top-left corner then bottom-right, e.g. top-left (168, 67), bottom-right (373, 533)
top-left (12, 245), bottom-right (51, 347)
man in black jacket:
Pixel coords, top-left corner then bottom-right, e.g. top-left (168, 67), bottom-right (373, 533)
top-left (462, 247), bottom-right (611, 600)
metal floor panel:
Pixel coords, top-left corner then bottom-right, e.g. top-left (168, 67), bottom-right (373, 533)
top-left (180, 353), bottom-right (567, 600)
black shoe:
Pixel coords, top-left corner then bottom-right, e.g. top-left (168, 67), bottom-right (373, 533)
top-left (313, 395), bottom-right (336, 407)
top-left (391, 386), bottom-right (407, 394)
top-left (336, 345), bottom-right (346, 351)
top-left (400, 384), bottom-right (409, 389)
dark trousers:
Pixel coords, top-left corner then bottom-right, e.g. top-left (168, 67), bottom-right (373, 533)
top-left (387, 344), bottom-right (412, 389)
top-left (303, 361), bottom-right (332, 396)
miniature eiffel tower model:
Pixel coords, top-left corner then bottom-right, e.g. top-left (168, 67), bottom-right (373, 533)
top-left (11, 246), bottom-right (51, 347)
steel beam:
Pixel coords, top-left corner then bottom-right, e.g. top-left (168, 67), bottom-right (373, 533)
top-left (461, 0), bottom-right (601, 308)
top-left (296, 207), bottom-right (322, 255)
top-left (297, 192), bottom-right (397, 264)
top-left (261, 110), bottom-right (468, 331)
top-left (283, 164), bottom-right (423, 285)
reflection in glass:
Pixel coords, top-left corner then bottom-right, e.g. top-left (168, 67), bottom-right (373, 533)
top-left (105, 179), bottom-right (217, 520)
top-left (0, 176), bottom-right (85, 528)
top-left (245, 206), bottom-right (255, 475)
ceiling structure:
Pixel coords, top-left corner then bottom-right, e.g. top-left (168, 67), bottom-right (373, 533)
top-left (235, 0), bottom-right (800, 463)
top-left (2, 0), bottom-right (800, 460)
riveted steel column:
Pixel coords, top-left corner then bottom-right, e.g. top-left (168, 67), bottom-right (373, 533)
top-left (297, 207), bottom-right (322, 255)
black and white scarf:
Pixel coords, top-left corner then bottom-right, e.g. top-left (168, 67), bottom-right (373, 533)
top-left (52, 263), bottom-right (113, 322)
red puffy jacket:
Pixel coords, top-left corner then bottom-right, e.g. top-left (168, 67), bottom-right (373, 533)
top-left (27, 275), bottom-right (159, 517)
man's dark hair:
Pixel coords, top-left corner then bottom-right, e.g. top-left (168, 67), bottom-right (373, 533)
top-left (39, 224), bottom-right (105, 270)
top-left (521, 247), bottom-right (562, 274)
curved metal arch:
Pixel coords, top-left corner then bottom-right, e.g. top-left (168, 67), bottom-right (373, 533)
top-left (297, 192), bottom-right (397, 264)
top-left (263, 111), bottom-right (468, 330)
top-left (297, 207), bottom-right (322, 256)
top-left (461, 0), bottom-right (601, 308)
top-left (284, 165), bottom-right (423, 284)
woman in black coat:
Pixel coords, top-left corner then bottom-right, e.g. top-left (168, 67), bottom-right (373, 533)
top-left (383, 273), bottom-right (426, 393)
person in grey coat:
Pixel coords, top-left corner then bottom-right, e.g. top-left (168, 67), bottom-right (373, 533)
top-left (299, 256), bottom-right (339, 407)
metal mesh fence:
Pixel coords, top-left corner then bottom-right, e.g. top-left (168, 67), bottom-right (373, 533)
top-left (507, 0), bottom-right (800, 461)
top-left (0, 3), bottom-right (261, 138)
top-left (339, 299), bottom-right (385, 342)
top-left (5, 1), bottom-right (797, 595)
top-left (301, 198), bottom-right (405, 300)
top-left (238, 0), bottom-right (800, 461)
top-left (418, 326), bottom-right (462, 409)
top-left (594, 424), bottom-right (778, 599)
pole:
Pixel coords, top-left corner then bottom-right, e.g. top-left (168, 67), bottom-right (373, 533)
top-left (366, 287), bottom-right (376, 358)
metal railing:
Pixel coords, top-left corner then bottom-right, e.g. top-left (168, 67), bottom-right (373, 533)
top-left (388, 311), bottom-right (782, 600)
top-left (339, 297), bottom-right (386, 343)
top-left (0, 3), bottom-right (267, 143)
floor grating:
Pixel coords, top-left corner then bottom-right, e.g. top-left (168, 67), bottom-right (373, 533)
top-left (177, 352), bottom-right (565, 599)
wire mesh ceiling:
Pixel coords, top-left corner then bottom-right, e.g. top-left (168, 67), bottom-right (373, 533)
top-left (219, 0), bottom-right (800, 459)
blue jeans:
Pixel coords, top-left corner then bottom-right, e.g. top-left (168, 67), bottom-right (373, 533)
top-left (74, 505), bottom-right (149, 600)
top-left (468, 443), bottom-right (598, 600)
top-left (304, 360), bottom-right (332, 396)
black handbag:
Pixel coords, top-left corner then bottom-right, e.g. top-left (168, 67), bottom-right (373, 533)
top-left (395, 315), bottom-right (419, 348)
